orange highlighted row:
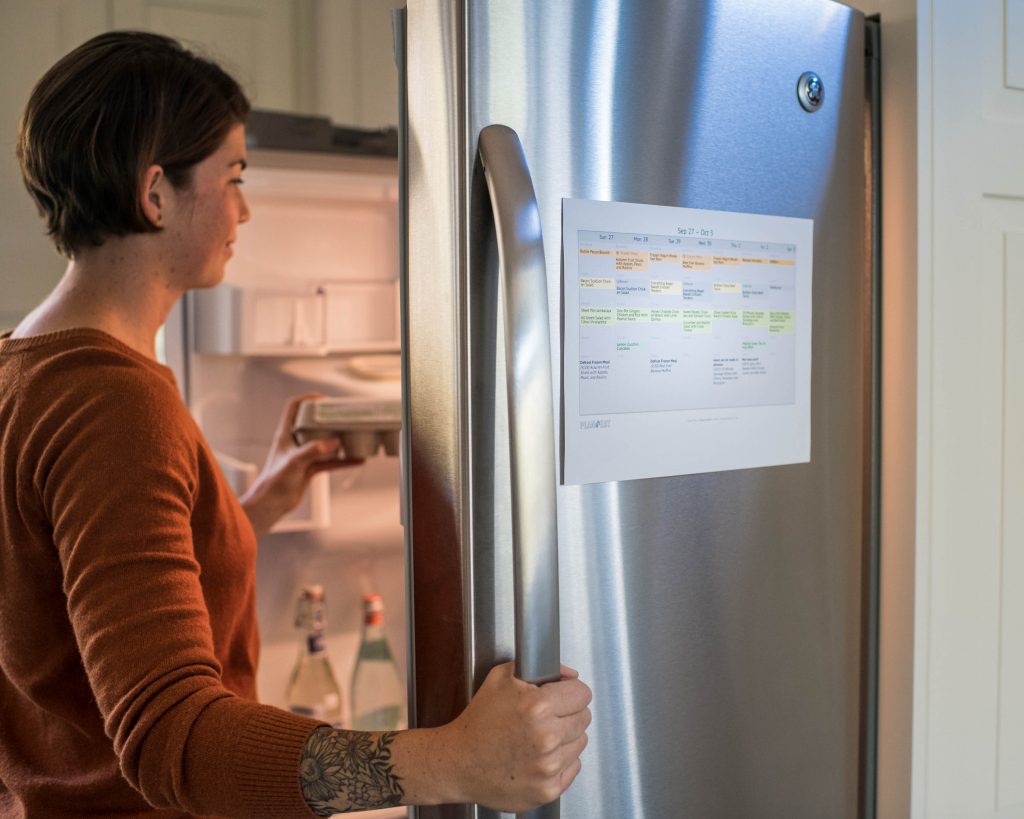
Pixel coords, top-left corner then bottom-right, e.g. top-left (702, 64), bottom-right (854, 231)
top-left (580, 248), bottom-right (795, 271)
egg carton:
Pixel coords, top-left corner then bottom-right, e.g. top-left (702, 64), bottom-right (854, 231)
top-left (292, 397), bottom-right (402, 458)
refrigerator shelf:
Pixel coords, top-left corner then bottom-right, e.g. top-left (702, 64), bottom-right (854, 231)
top-left (192, 281), bottom-right (400, 356)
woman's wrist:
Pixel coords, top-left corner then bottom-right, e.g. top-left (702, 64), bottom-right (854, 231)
top-left (239, 482), bottom-right (277, 536)
top-left (389, 725), bottom-right (467, 806)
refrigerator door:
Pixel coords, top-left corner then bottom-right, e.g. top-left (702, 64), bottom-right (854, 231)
top-left (404, 1), bottom-right (870, 818)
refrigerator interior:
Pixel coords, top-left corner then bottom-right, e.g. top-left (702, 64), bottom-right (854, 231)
top-left (171, 147), bottom-right (409, 819)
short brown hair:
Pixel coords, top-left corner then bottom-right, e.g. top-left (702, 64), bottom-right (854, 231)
top-left (16, 30), bottom-right (250, 257)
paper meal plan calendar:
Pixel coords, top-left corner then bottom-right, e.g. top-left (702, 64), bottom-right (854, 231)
top-left (561, 198), bottom-right (813, 485)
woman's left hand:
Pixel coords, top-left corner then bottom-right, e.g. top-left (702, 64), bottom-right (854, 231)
top-left (240, 393), bottom-right (364, 536)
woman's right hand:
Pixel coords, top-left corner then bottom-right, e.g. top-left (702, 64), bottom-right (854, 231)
top-left (437, 661), bottom-right (593, 811)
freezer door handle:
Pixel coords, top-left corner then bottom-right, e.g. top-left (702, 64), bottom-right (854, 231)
top-left (477, 124), bottom-right (561, 694)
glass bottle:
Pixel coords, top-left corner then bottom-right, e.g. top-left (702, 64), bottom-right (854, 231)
top-left (350, 594), bottom-right (406, 731)
top-left (285, 584), bottom-right (344, 727)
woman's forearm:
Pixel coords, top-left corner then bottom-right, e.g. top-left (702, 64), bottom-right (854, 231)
top-left (299, 727), bottom-right (405, 814)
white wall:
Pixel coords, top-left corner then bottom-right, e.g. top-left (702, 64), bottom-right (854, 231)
top-left (0, 1), bottom-right (107, 327)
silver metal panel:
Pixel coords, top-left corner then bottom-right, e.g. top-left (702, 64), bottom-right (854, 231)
top-left (403, 0), bottom-right (473, 793)
top-left (407, 1), bottom-right (870, 817)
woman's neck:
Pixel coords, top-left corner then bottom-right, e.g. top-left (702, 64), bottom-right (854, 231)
top-left (12, 236), bottom-right (182, 359)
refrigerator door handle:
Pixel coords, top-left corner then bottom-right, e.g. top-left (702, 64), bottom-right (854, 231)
top-left (477, 124), bottom-right (561, 688)
top-left (477, 123), bottom-right (560, 819)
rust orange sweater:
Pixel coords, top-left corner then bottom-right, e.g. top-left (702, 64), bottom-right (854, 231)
top-left (0, 328), bottom-right (321, 818)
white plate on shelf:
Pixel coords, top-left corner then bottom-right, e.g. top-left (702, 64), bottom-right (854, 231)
top-left (274, 356), bottom-right (402, 398)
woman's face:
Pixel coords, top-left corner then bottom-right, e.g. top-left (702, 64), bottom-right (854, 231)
top-left (163, 123), bottom-right (250, 289)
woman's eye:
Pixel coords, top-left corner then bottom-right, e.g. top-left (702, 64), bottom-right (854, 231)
top-left (231, 177), bottom-right (245, 186)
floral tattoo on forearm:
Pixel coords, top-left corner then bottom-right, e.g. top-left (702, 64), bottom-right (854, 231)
top-left (299, 726), bottom-right (404, 815)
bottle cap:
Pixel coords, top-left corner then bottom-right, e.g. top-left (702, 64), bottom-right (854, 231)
top-left (296, 585), bottom-right (327, 630)
top-left (362, 594), bottom-right (384, 625)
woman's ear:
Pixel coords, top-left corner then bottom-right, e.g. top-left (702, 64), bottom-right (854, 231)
top-left (139, 164), bottom-right (166, 229)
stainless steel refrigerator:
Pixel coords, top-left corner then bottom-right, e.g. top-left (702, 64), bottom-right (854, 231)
top-left (396, 1), bottom-right (879, 818)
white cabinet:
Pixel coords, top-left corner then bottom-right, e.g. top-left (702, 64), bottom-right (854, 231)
top-left (314, 0), bottom-right (402, 128)
top-left (112, 0), bottom-right (301, 111)
top-left (111, 0), bottom-right (403, 128)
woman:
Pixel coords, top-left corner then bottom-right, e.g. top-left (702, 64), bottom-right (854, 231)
top-left (0, 31), bottom-right (590, 818)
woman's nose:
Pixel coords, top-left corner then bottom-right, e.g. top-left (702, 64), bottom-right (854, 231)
top-left (237, 192), bottom-right (251, 224)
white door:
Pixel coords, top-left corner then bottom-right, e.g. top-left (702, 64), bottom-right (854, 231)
top-left (914, 1), bottom-right (1024, 816)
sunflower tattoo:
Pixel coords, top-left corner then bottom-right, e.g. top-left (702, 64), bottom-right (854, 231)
top-left (300, 727), bottom-right (404, 815)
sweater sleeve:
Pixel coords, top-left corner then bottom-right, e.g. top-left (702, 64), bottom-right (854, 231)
top-left (33, 355), bottom-right (321, 818)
